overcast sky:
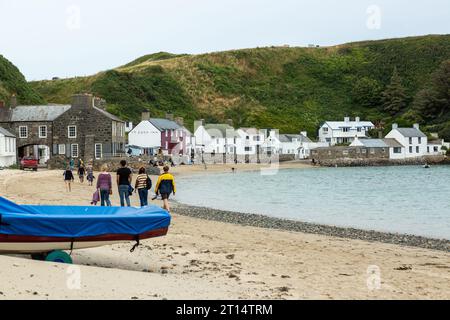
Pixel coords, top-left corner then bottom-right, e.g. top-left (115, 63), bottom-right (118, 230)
top-left (0, 0), bottom-right (449, 80)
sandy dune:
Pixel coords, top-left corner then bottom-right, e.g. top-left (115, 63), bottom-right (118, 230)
top-left (0, 167), bottom-right (449, 300)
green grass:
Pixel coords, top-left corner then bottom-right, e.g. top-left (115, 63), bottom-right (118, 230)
top-left (28, 35), bottom-right (450, 137)
top-left (0, 55), bottom-right (44, 105)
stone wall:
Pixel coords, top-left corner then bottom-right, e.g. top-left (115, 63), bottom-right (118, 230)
top-left (193, 152), bottom-right (295, 164)
top-left (310, 146), bottom-right (389, 162)
top-left (0, 121), bottom-right (53, 149)
top-left (316, 155), bottom-right (449, 167)
top-left (52, 95), bottom-right (125, 161)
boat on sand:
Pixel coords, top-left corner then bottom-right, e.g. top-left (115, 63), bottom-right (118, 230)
top-left (0, 197), bottom-right (171, 263)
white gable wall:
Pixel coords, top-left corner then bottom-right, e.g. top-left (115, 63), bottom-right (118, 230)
top-left (0, 134), bottom-right (17, 167)
top-left (128, 121), bottom-right (161, 148)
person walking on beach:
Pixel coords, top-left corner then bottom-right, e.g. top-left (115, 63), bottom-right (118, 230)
top-left (63, 166), bottom-right (75, 192)
top-left (69, 158), bottom-right (75, 171)
top-left (78, 165), bottom-right (86, 183)
top-left (117, 160), bottom-right (132, 207)
top-left (97, 165), bottom-right (112, 206)
top-left (86, 163), bottom-right (95, 186)
top-left (154, 166), bottom-right (176, 212)
top-left (135, 167), bottom-right (151, 207)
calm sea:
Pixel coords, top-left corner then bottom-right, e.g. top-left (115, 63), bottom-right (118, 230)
top-left (176, 166), bottom-right (450, 240)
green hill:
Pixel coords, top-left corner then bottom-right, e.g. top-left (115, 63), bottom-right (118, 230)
top-left (29, 35), bottom-right (450, 138)
top-left (0, 55), bottom-right (45, 105)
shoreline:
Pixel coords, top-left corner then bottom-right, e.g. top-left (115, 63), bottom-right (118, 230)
top-left (172, 203), bottom-right (450, 252)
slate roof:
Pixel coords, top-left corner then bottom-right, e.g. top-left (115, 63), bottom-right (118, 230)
top-left (149, 118), bottom-right (181, 131)
top-left (355, 138), bottom-right (389, 148)
top-left (204, 124), bottom-right (235, 137)
top-left (395, 128), bottom-right (427, 138)
top-left (323, 121), bottom-right (375, 130)
top-left (94, 106), bottom-right (124, 122)
top-left (383, 138), bottom-right (404, 148)
top-left (0, 126), bottom-right (15, 137)
top-left (6, 105), bottom-right (71, 122)
top-left (279, 134), bottom-right (312, 143)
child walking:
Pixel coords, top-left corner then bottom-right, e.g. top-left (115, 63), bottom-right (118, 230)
top-left (154, 166), bottom-right (176, 212)
top-left (63, 167), bottom-right (75, 192)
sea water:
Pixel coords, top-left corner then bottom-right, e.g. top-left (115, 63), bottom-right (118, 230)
top-left (176, 166), bottom-right (450, 240)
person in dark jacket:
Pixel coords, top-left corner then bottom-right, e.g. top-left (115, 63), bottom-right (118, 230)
top-left (154, 166), bottom-right (176, 212)
top-left (63, 166), bottom-right (75, 192)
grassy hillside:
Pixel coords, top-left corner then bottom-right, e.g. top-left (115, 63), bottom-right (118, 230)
top-left (0, 55), bottom-right (45, 105)
top-left (30, 35), bottom-right (450, 137)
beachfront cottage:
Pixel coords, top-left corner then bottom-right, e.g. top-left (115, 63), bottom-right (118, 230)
top-left (194, 121), bottom-right (236, 155)
top-left (235, 128), bottom-right (265, 155)
top-left (318, 117), bottom-right (375, 146)
top-left (384, 124), bottom-right (428, 159)
top-left (0, 94), bottom-right (126, 165)
top-left (0, 126), bottom-right (16, 167)
top-left (128, 112), bottom-right (188, 156)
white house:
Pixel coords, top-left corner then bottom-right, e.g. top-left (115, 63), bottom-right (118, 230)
top-left (0, 127), bottom-right (16, 167)
top-left (194, 122), bottom-right (236, 154)
top-left (124, 121), bottom-right (133, 133)
top-left (235, 128), bottom-right (265, 155)
top-left (262, 130), bottom-right (323, 158)
top-left (385, 123), bottom-right (428, 158)
top-left (319, 117), bottom-right (375, 146)
top-left (128, 112), bottom-right (188, 155)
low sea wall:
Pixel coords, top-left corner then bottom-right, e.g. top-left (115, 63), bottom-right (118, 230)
top-left (316, 155), bottom-right (449, 167)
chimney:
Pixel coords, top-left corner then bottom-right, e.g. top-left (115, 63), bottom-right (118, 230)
top-left (344, 116), bottom-right (350, 123)
top-left (300, 131), bottom-right (308, 137)
top-left (141, 111), bottom-right (151, 121)
top-left (10, 94), bottom-right (17, 108)
top-left (378, 131), bottom-right (383, 139)
top-left (93, 97), bottom-right (107, 110)
top-left (355, 117), bottom-right (360, 123)
top-left (72, 93), bottom-right (94, 109)
top-left (165, 113), bottom-right (174, 121)
top-left (413, 123), bottom-right (420, 130)
top-left (226, 119), bottom-right (234, 127)
top-left (392, 123), bottom-right (398, 130)
top-left (175, 117), bottom-right (184, 126)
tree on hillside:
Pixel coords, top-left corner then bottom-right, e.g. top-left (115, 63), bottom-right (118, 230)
top-left (351, 77), bottom-right (382, 108)
top-left (413, 60), bottom-right (450, 120)
top-left (381, 67), bottom-right (408, 115)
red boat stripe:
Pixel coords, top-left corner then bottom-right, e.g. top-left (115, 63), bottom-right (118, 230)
top-left (0, 228), bottom-right (168, 243)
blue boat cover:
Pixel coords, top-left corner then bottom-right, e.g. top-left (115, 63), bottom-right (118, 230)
top-left (0, 197), bottom-right (171, 238)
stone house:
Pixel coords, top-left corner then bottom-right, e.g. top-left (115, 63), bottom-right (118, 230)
top-left (310, 145), bottom-right (389, 162)
top-left (0, 94), bottom-right (126, 165)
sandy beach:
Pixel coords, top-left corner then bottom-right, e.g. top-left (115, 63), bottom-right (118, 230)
top-left (0, 165), bottom-right (449, 300)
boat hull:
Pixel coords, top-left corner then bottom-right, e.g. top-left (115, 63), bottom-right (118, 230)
top-left (0, 227), bottom-right (168, 254)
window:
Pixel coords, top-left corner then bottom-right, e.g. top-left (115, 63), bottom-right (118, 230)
top-left (95, 143), bottom-right (102, 159)
top-left (342, 127), bottom-right (350, 132)
top-left (361, 149), bottom-right (367, 154)
top-left (434, 146), bottom-right (438, 152)
top-left (357, 127), bottom-right (362, 132)
top-left (71, 144), bottom-right (79, 158)
top-left (409, 137), bottom-right (413, 145)
top-left (416, 146), bottom-right (420, 153)
top-left (246, 136), bottom-right (250, 140)
top-left (323, 127), bottom-right (328, 133)
top-left (39, 125), bottom-right (47, 138)
top-left (253, 136), bottom-right (260, 141)
top-left (68, 126), bottom-right (77, 138)
top-left (394, 147), bottom-right (401, 154)
top-left (19, 126), bottom-right (28, 138)
top-left (245, 147), bottom-right (252, 152)
top-left (409, 146), bottom-right (413, 153)
top-left (370, 148), bottom-right (375, 154)
top-left (418, 137), bottom-right (422, 144)
top-left (58, 144), bottom-right (66, 155)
